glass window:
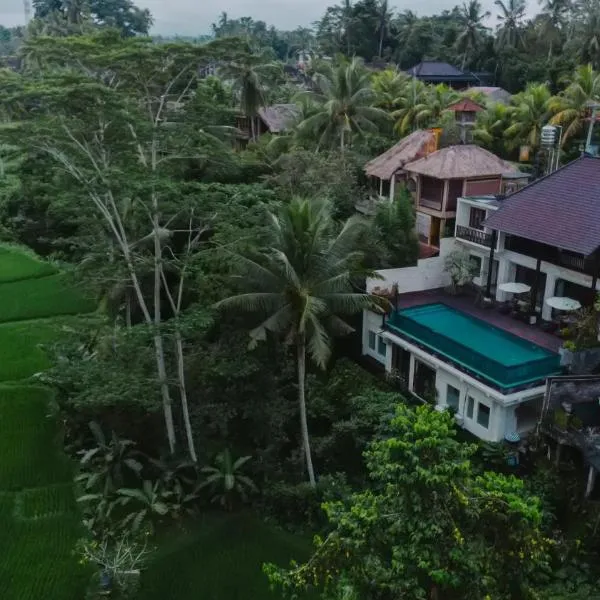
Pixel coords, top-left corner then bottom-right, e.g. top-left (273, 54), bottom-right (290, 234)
top-left (446, 385), bottom-right (460, 411)
top-left (368, 331), bottom-right (376, 350)
top-left (377, 336), bottom-right (387, 356)
top-left (477, 403), bottom-right (491, 428)
top-left (466, 396), bottom-right (475, 419)
top-left (470, 255), bottom-right (482, 275)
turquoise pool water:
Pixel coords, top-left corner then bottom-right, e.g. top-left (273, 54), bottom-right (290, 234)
top-left (386, 303), bottom-right (560, 390)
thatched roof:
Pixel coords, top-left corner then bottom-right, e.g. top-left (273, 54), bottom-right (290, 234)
top-left (403, 144), bottom-right (517, 180)
top-left (364, 130), bottom-right (436, 180)
top-left (258, 104), bottom-right (301, 133)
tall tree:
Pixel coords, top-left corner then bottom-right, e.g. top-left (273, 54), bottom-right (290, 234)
top-left (375, 0), bottom-right (393, 58)
top-left (495, 0), bottom-right (527, 49)
top-left (549, 64), bottom-right (600, 142)
top-left (456, 0), bottom-right (491, 69)
top-left (298, 58), bottom-right (389, 151)
top-left (504, 82), bottom-right (552, 150)
top-left (219, 50), bottom-right (281, 141)
top-left (266, 404), bottom-right (552, 600)
top-left (216, 197), bottom-right (384, 486)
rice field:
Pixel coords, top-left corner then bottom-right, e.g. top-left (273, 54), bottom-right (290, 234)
top-left (0, 249), bottom-right (93, 600)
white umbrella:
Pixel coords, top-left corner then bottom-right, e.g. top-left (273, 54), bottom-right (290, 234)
top-left (545, 296), bottom-right (582, 311)
top-left (498, 282), bottom-right (531, 294)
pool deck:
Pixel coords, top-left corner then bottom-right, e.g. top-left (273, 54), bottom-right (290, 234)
top-left (393, 289), bottom-right (562, 354)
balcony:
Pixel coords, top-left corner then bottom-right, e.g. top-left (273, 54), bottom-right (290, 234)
top-left (456, 225), bottom-right (493, 248)
top-left (419, 197), bottom-right (443, 211)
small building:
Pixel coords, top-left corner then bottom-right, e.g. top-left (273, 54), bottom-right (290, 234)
top-left (235, 103), bottom-right (300, 147)
top-left (362, 130), bottom-right (437, 210)
top-left (446, 98), bottom-right (485, 143)
top-left (406, 61), bottom-right (479, 89)
top-left (468, 86), bottom-right (511, 105)
top-left (403, 144), bottom-right (517, 248)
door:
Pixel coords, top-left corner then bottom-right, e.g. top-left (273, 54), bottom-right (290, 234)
top-left (430, 217), bottom-right (441, 248)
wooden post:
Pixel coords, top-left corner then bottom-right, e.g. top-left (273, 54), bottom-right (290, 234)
top-left (485, 230), bottom-right (498, 299)
top-left (390, 174), bottom-right (396, 202)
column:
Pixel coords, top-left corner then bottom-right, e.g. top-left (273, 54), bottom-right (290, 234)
top-left (389, 174), bottom-right (396, 202)
top-left (408, 354), bottom-right (416, 392)
top-left (495, 259), bottom-right (516, 302)
top-left (542, 272), bottom-right (557, 321)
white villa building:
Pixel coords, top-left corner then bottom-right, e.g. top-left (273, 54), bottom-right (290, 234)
top-left (362, 156), bottom-right (600, 442)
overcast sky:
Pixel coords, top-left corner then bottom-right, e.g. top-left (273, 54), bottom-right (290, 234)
top-left (1, 0), bottom-right (509, 35)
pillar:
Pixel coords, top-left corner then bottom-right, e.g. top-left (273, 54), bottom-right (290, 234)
top-left (495, 259), bottom-right (516, 302)
top-left (408, 354), bottom-right (416, 392)
top-left (485, 230), bottom-right (498, 299)
top-left (542, 272), bottom-right (557, 321)
top-left (390, 175), bottom-right (396, 202)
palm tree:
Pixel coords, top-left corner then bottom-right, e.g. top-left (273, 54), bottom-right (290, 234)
top-left (473, 101), bottom-right (510, 154)
top-left (570, 0), bottom-right (600, 68)
top-left (372, 67), bottom-right (412, 111)
top-left (215, 198), bottom-right (385, 486)
top-left (456, 0), bottom-right (491, 69)
top-left (494, 0), bottom-right (527, 49)
top-left (504, 83), bottom-right (552, 150)
top-left (537, 0), bottom-right (571, 58)
top-left (549, 64), bottom-right (600, 143)
top-left (219, 51), bottom-right (281, 141)
top-left (413, 84), bottom-right (460, 128)
top-left (391, 78), bottom-right (428, 134)
top-left (333, 0), bottom-right (354, 56)
top-left (376, 0), bottom-right (393, 58)
top-left (298, 58), bottom-right (389, 151)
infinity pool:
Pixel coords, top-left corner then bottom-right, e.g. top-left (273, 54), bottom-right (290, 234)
top-left (386, 303), bottom-right (561, 390)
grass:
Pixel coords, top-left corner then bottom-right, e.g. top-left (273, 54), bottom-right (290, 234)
top-left (0, 247), bottom-right (57, 284)
top-left (0, 249), bottom-right (93, 600)
top-left (0, 274), bottom-right (95, 323)
top-left (139, 512), bottom-right (314, 600)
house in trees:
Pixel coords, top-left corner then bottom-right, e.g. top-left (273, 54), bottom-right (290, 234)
top-left (446, 98), bottom-right (485, 143)
top-left (235, 103), bottom-right (300, 147)
top-left (402, 144), bottom-right (518, 249)
top-left (406, 61), bottom-right (480, 89)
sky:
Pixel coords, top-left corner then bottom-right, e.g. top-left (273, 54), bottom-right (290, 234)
top-left (1, 0), bottom-right (511, 35)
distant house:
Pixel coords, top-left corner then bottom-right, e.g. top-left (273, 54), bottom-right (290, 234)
top-left (446, 98), bottom-right (485, 143)
top-left (469, 86), bottom-right (511, 105)
top-left (235, 103), bottom-right (301, 147)
top-left (406, 61), bottom-right (479, 89)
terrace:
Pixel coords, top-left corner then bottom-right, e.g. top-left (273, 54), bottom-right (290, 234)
top-left (384, 290), bottom-right (561, 392)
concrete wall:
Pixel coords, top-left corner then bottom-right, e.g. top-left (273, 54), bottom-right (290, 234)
top-left (362, 310), bottom-right (387, 366)
top-left (367, 237), bottom-right (455, 295)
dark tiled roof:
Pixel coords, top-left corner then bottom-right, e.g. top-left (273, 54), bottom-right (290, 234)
top-left (485, 156), bottom-right (600, 256)
top-left (407, 61), bottom-right (478, 81)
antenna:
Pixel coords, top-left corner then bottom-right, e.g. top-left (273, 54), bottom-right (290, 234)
top-left (23, 0), bottom-right (32, 24)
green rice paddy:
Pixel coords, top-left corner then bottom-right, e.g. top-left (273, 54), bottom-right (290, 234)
top-left (0, 249), bottom-right (93, 600)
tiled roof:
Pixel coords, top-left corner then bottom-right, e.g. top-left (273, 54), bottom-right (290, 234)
top-left (407, 62), bottom-right (479, 81)
top-left (485, 156), bottom-right (600, 256)
top-left (447, 98), bottom-right (485, 112)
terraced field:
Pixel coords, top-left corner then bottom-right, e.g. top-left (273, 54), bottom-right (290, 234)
top-left (0, 247), bottom-right (93, 599)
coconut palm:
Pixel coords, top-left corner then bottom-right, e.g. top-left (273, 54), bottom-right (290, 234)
top-left (494, 0), bottom-right (527, 49)
top-left (372, 68), bottom-right (412, 111)
top-left (456, 0), bottom-right (491, 69)
top-left (219, 51), bottom-right (281, 141)
top-left (391, 78), bottom-right (428, 134)
top-left (537, 0), bottom-right (571, 58)
top-left (215, 198), bottom-right (385, 486)
top-left (549, 64), bottom-right (600, 143)
top-left (297, 58), bottom-right (389, 151)
top-left (376, 0), bottom-right (393, 58)
top-left (413, 84), bottom-right (460, 128)
top-left (570, 0), bottom-right (600, 68)
top-left (473, 102), bottom-right (510, 155)
top-left (504, 83), bottom-right (552, 150)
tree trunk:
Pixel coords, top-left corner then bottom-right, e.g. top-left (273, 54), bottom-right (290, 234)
top-left (340, 128), bottom-right (345, 154)
top-left (378, 27), bottom-right (384, 58)
top-left (154, 333), bottom-right (176, 453)
top-left (175, 329), bottom-right (198, 462)
top-left (250, 115), bottom-right (256, 142)
top-left (297, 336), bottom-right (316, 487)
top-left (461, 51), bottom-right (467, 71)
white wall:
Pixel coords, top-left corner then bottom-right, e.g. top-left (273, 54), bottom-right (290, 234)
top-left (367, 237), bottom-right (455, 295)
top-left (362, 310), bottom-right (387, 365)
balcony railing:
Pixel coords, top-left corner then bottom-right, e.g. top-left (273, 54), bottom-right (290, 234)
top-left (456, 225), bottom-right (493, 248)
top-left (419, 197), bottom-right (443, 211)
top-left (386, 311), bottom-right (560, 390)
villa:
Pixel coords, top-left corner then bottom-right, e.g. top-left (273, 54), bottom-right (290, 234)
top-left (361, 155), bottom-right (600, 442)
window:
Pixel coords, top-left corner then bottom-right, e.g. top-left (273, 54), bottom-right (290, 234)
top-left (377, 336), bottom-right (387, 357)
top-left (466, 396), bottom-right (475, 419)
top-left (477, 403), bottom-right (491, 428)
top-left (469, 207), bottom-right (487, 230)
top-left (368, 331), bottom-right (376, 350)
top-left (413, 360), bottom-right (437, 403)
top-left (446, 385), bottom-right (460, 411)
top-left (470, 255), bottom-right (482, 276)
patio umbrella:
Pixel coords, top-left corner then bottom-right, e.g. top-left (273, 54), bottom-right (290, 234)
top-left (545, 296), bottom-right (582, 311)
top-left (498, 282), bottom-right (531, 294)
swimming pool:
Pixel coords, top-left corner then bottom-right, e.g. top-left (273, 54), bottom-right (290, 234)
top-left (386, 303), bottom-right (561, 390)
